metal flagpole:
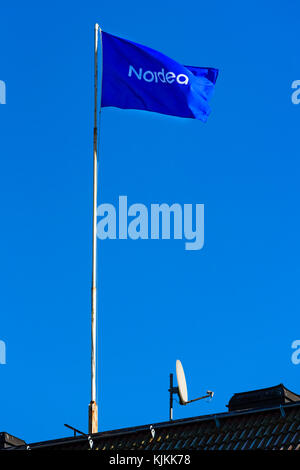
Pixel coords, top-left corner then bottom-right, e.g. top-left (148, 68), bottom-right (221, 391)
top-left (89, 22), bottom-right (102, 435)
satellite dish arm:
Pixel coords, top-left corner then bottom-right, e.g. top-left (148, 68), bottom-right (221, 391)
top-left (185, 391), bottom-right (214, 404)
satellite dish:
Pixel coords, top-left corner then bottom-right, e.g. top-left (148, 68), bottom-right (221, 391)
top-left (168, 359), bottom-right (214, 421)
top-left (176, 360), bottom-right (188, 405)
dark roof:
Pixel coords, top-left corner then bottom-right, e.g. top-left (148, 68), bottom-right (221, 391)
top-left (10, 384), bottom-right (300, 451)
top-left (4, 384), bottom-right (300, 451)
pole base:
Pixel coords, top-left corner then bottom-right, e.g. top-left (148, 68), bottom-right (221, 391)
top-left (88, 401), bottom-right (98, 434)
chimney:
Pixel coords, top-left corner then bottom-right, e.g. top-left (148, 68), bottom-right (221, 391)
top-left (227, 384), bottom-right (300, 412)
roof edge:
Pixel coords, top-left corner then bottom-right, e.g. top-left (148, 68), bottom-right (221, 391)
top-left (25, 399), bottom-right (300, 450)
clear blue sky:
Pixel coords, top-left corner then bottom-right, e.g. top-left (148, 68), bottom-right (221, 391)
top-left (0, 0), bottom-right (299, 444)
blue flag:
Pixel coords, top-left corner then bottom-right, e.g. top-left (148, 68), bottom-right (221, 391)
top-left (101, 32), bottom-right (218, 122)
